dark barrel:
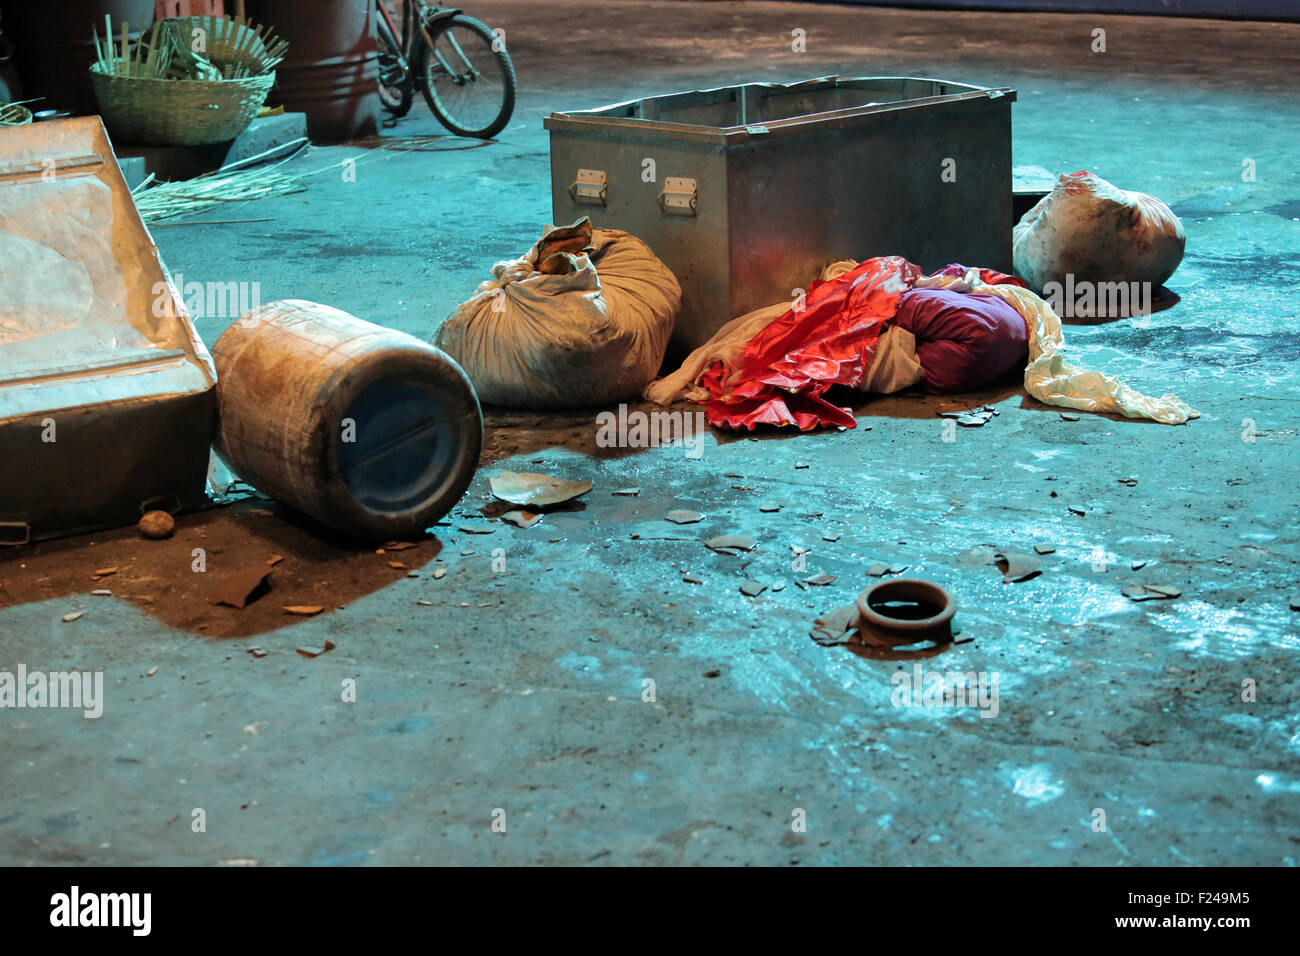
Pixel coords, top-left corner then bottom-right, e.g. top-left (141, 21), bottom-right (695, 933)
top-left (0, 0), bottom-right (154, 115)
top-left (243, 0), bottom-right (380, 142)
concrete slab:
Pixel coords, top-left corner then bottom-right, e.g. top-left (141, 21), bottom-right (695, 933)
top-left (113, 111), bottom-right (309, 185)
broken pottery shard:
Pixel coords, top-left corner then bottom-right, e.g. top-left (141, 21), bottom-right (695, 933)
top-left (957, 414), bottom-right (988, 427)
top-left (458, 524), bottom-right (496, 535)
top-left (296, 639), bottom-right (337, 658)
top-left (1143, 584), bottom-right (1182, 599)
top-left (1131, 560), bottom-right (1148, 571)
top-left (1068, 505), bottom-right (1087, 516)
top-left (416, 599), bottom-right (433, 606)
top-left (1033, 544), bottom-right (1056, 555)
top-left (1117, 477), bottom-right (1138, 487)
top-left (383, 541), bottom-right (418, 551)
top-left (283, 605), bottom-right (324, 616)
top-left (145, 666), bottom-right (158, 677)
top-left (771, 580), bottom-right (787, 593)
top-left (91, 589), bottom-right (112, 596)
top-left (248, 647), bottom-right (267, 658)
top-left (888, 564), bottom-right (910, 575)
top-left (1059, 412), bottom-right (1080, 421)
top-left (816, 604), bottom-right (859, 633)
top-left (210, 566), bottom-right (271, 609)
top-left (62, 610), bottom-right (85, 623)
top-left (994, 551), bottom-right (1042, 584)
top-left (432, 568), bottom-right (448, 580)
top-left (1123, 584), bottom-right (1180, 602)
top-left (740, 580), bottom-right (767, 597)
top-left (267, 554), bottom-right (284, 566)
top-left (803, 573), bottom-right (837, 586)
top-left (388, 560), bottom-right (408, 569)
top-left (811, 628), bottom-right (854, 646)
top-left (612, 488), bottom-right (641, 496)
top-left (759, 501), bottom-right (782, 513)
top-left (867, 564), bottom-right (889, 577)
top-left (1290, 596), bottom-right (1300, 612)
top-left (706, 535), bottom-right (756, 552)
top-left (665, 509), bottom-right (705, 524)
top-left (489, 471), bottom-right (592, 508)
top-left (501, 510), bottom-right (542, 529)
top-left (139, 510), bottom-right (175, 539)
top-left (682, 572), bottom-right (703, 585)
top-left (811, 604), bottom-right (859, 645)
top-left (823, 532), bottom-right (841, 542)
top-left (93, 566), bottom-right (118, 577)
top-left (795, 462), bottom-right (810, 470)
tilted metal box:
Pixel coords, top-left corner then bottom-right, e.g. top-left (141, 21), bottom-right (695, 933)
top-left (0, 117), bottom-right (216, 544)
top-left (545, 76), bottom-right (1016, 353)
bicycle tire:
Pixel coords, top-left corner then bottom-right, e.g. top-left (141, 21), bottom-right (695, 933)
top-left (376, 23), bottom-right (414, 118)
top-left (416, 14), bottom-right (516, 139)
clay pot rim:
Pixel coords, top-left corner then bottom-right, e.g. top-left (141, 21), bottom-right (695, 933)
top-left (856, 578), bottom-right (956, 632)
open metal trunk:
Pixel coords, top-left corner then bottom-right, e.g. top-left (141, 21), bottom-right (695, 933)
top-left (0, 117), bottom-right (216, 545)
top-left (546, 75), bottom-right (1017, 352)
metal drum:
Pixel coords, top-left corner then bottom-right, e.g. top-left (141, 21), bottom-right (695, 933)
top-left (212, 300), bottom-right (482, 541)
top-left (243, 0), bottom-right (380, 142)
top-left (0, 0), bottom-right (155, 115)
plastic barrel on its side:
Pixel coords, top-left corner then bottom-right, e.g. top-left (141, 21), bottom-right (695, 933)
top-left (212, 300), bottom-right (482, 541)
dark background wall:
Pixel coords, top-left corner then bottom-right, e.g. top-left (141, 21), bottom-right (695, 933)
top-left (800, 1), bottom-right (1300, 22)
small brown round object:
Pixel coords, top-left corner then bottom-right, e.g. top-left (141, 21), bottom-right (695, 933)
top-left (139, 510), bottom-right (175, 540)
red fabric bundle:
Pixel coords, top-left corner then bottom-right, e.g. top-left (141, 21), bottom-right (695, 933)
top-left (700, 256), bottom-right (922, 430)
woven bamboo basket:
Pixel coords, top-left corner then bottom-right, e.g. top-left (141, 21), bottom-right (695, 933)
top-left (90, 62), bottom-right (275, 145)
top-left (0, 102), bottom-right (33, 126)
top-left (160, 15), bottom-right (288, 77)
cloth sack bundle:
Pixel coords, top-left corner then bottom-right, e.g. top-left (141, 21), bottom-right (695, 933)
top-left (435, 218), bottom-right (681, 408)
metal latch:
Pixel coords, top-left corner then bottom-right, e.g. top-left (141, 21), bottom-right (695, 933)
top-left (744, 125), bottom-right (770, 136)
top-left (0, 520), bottom-right (31, 547)
top-left (658, 176), bottom-right (697, 216)
top-left (569, 168), bottom-right (607, 205)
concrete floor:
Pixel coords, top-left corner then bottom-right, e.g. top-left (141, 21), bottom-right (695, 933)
top-left (2, 2), bottom-right (1298, 866)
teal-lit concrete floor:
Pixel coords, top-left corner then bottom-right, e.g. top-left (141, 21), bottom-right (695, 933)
top-left (1, 2), bottom-right (1297, 865)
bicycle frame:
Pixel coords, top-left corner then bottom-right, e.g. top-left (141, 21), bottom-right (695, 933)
top-left (376, 0), bottom-right (462, 74)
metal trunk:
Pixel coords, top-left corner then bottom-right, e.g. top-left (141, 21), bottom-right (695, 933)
top-left (545, 75), bottom-right (1017, 352)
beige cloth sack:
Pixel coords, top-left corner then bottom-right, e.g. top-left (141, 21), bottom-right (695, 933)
top-left (435, 219), bottom-right (680, 408)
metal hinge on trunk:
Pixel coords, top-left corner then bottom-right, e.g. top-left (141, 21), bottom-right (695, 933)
top-left (569, 168), bottom-right (607, 205)
top-left (658, 177), bottom-right (697, 216)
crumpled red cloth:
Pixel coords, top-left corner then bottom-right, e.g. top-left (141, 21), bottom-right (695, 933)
top-left (700, 256), bottom-right (922, 430)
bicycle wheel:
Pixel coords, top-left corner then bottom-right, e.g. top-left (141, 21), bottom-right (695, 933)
top-left (376, 22), bottom-right (413, 117)
top-left (415, 14), bottom-right (516, 139)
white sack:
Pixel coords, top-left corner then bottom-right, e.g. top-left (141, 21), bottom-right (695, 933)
top-left (1013, 170), bottom-right (1185, 293)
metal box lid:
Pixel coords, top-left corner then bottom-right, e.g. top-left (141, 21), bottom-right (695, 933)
top-left (545, 74), bottom-right (1015, 144)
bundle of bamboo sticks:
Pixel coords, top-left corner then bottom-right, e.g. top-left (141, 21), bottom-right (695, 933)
top-left (91, 10), bottom-right (287, 82)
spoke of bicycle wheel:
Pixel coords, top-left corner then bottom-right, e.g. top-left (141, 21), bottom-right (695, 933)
top-left (444, 31), bottom-right (478, 78)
